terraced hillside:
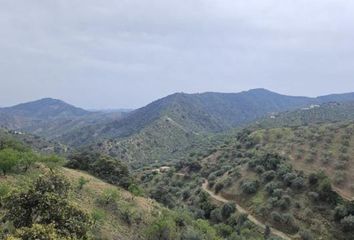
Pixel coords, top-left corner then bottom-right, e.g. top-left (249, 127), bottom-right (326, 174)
top-left (257, 101), bottom-right (354, 128)
top-left (248, 121), bottom-right (354, 200)
top-left (140, 122), bottom-right (354, 240)
top-left (84, 116), bottom-right (229, 169)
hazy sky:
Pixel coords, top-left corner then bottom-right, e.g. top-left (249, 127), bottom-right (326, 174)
top-left (1, 0), bottom-right (354, 109)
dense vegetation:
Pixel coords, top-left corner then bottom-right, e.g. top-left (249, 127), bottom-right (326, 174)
top-left (140, 127), bottom-right (354, 240)
top-left (257, 102), bottom-right (354, 128)
top-left (2, 90), bottom-right (354, 239)
top-left (66, 151), bottom-right (132, 189)
top-left (0, 137), bottom-right (232, 239)
top-left (248, 121), bottom-right (354, 199)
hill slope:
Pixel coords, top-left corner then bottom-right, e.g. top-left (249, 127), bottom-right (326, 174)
top-left (0, 98), bottom-right (127, 139)
top-left (257, 101), bottom-right (354, 128)
top-left (58, 89), bottom-right (354, 146)
top-left (0, 98), bottom-right (90, 119)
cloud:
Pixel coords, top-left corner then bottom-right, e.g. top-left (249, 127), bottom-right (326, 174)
top-left (0, 0), bottom-right (354, 108)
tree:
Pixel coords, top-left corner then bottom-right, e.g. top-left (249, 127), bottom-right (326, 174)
top-left (2, 173), bottom-right (91, 239)
top-left (221, 203), bottom-right (236, 220)
top-left (341, 215), bottom-right (354, 232)
top-left (40, 155), bottom-right (66, 172)
top-left (271, 211), bottom-right (282, 223)
top-left (146, 216), bottom-right (177, 240)
top-left (0, 148), bottom-right (20, 175)
top-left (128, 184), bottom-right (143, 198)
top-left (264, 225), bottom-right (271, 239)
top-left (214, 183), bottom-right (224, 194)
top-left (19, 151), bottom-right (38, 172)
top-left (6, 224), bottom-right (63, 240)
top-left (68, 151), bottom-right (132, 189)
top-left (241, 180), bottom-right (259, 194)
top-left (34, 173), bottom-right (71, 197)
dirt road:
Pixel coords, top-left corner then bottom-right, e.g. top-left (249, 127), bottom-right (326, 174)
top-left (202, 180), bottom-right (296, 240)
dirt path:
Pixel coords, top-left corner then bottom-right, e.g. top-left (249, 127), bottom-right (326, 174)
top-left (202, 180), bottom-right (296, 240)
top-left (332, 186), bottom-right (354, 202)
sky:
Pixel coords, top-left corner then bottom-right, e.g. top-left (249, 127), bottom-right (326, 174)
top-left (1, 0), bottom-right (354, 109)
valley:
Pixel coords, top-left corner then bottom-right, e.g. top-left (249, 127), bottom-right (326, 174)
top-left (1, 89), bottom-right (354, 239)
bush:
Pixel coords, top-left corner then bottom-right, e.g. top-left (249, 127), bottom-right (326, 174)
top-left (291, 177), bottom-right (305, 190)
top-left (334, 205), bottom-right (348, 221)
top-left (241, 180), bottom-right (259, 194)
top-left (2, 173), bottom-right (91, 238)
top-left (271, 211), bottom-right (282, 223)
top-left (210, 208), bottom-right (223, 223)
top-left (265, 181), bottom-right (281, 195)
top-left (34, 173), bottom-right (70, 197)
top-left (0, 148), bottom-right (20, 175)
top-left (181, 227), bottom-right (203, 240)
top-left (91, 209), bottom-right (106, 225)
top-left (8, 224), bottom-right (60, 240)
top-left (340, 215), bottom-right (354, 232)
top-left (67, 151), bottom-right (132, 189)
top-left (40, 155), bottom-right (66, 172)
top-left (146, 215), bottom-right (177, 240)
top-left (214, 183), bottom-right (224, 194)
top-left (262, 170), bottom-right (276, 182)
top-left (98, 188), bottom-right (120, 206)
top-left (282, 173), bottom-right (297, 186)
top-left (77, 176), bottom-right (90, 190)
top-left (221, 203), bottom-right (236, 220)
top-left (215, 223), bottom-right (233, 237)
top-left (299, 229), bottom-right (313, 240)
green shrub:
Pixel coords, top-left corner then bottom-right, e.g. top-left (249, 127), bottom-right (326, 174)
top-left (98, 188), bottom-right (120, 206)
top-left (241, 180), bottom-right (259, 194)
top-left (91, 209), bottom-right (106, 225)
top-left (2, 173), bottom-right (91, 239)
top-left (146, 215), bottom-right (177, 240)
top-left (0, 148), bottom-right (20, 175)
top-left (221, 203), bottom-right (236, 220)
top-left (340, 215), bottom-right (354, 232)
top-left (67, 151), bottom-right (131, 189)
top-left (214, 183), bottom-right (224, 194)
top-left (271, 211), bottom-right (282, 223)
top-left (77, 176), bottom-right (90, 190)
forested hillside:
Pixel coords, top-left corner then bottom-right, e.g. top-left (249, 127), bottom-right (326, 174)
top-left (257, 102), bottom-right (354, 128)
top-left (58, 89), bottom-right (354, 147)
top-left (140, 124), bottom-right (354, 240)
top-left (0, 136), bottom-right (245, 240)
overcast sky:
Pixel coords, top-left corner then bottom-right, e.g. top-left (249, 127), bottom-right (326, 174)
top-left (1, 0), bottom-right (354, 109)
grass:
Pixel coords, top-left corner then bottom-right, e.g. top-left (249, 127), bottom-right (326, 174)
top-left (0, 165), bottom-right (164, 240)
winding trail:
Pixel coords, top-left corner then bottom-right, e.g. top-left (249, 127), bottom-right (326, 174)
top-left (202, 180), bottom-right (295, 240)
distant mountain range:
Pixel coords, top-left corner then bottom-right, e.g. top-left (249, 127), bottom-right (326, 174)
top-left (55, 89), bottom-right (354, 144)
top-left (0, 98), bottom-right (90, 119)
top-left (0, 98), bottom-right (128, 139)
top-left (2, 88), bottom-right (354, 166)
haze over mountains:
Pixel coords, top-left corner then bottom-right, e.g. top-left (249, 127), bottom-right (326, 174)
top-left (2, 88), bottom-right (354, 140)
top-left (2, 88), bottom-right (354, 167)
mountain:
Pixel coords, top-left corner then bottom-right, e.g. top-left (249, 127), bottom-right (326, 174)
top-left (0, 98), bottom-right (90, 119)
top-left (0, 98), bottom-right (127, 139)
top-left (58, 89), bottom-right (354, 145)
top-left (2, 89), bottom-right (354, 167)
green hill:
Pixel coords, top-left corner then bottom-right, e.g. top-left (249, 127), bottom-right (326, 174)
top-left (139, 123), bottom-right (354, 240)
top-left (256, 101), bottom-right (354, 128)
top-left (0, 136), bottom-right (269, 240)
